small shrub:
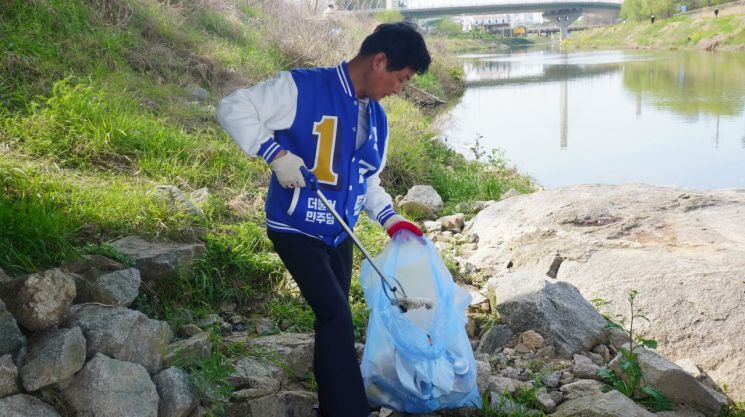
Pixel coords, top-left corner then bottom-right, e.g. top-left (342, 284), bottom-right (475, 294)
top-left (596, 290), bottom-right (672, 412)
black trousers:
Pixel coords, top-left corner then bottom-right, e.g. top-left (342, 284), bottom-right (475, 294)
top-left (267, 230), bottom-right (369, 417)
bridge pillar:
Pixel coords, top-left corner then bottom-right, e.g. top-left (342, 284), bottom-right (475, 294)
top-left (542, 9), bottom-right (582, 39)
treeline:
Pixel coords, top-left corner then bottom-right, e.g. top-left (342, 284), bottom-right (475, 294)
top-left (621, 0), bottom-right (733, 21)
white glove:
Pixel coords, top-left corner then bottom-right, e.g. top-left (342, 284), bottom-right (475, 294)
top-left (269, 151), bottom-right (306, 188)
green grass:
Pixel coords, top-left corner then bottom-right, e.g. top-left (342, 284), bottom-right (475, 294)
top-left (563, 12), bottom-right (745, 50)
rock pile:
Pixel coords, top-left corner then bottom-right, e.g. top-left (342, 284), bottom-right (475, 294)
top-left (0, 236), bottom-right (204, 417)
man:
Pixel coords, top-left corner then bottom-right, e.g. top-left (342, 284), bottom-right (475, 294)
top-left (217, 22), bottom-right (431, 417)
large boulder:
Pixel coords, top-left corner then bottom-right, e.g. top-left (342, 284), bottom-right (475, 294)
top-left (550, 389), bottom-right (656, 417)
top-left (163, 331), bottom-right (212, 367)
top-left (0, 394), bottom-right (61, 417)
top-left (65, 304), bottom-right (171, 374)
top-left (60, 353), bottom-right (158, 417)
top-left (110, 236), bottom-right (206, 283)
top-left (477, 324), bottom-right (513, 354)
top-left (19, 327), bottom-right (86, 392)
top-left (488, 273), bottom-right (607, 357)
top-left (465, 184), bottom-right (745, 399)
top-left (153, 367), bottom-right (197, 417)
top-left (72, 263), bottom-right (141, 307)
top-left (228, 356), bottom-right (286, 394)
top-left (225, 332), bottom-right (314, 379)
top-left (397, 185), bottom-right (443, 218)
top-left (0, 299), bottom-right (25, 356)
top-left (559, 379), bottom-right (606, 401)
top-left (0, 269), bottom-right (76, 332)
top-left (609, 347), bottom-right (728, 417)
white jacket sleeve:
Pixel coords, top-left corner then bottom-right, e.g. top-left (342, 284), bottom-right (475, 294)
top-left (217, 71), bottom-right (298, 162)
top-left (364, 131), bottom-right (397, 226)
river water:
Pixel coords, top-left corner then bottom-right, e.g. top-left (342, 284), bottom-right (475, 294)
top-left (440, 47), bottom-right (745, 190)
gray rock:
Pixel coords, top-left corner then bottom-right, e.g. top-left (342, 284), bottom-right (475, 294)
top-left (228, 356), bottom-right (285, 392)
top-left (536, 390), bottom-right (557, 413)
top-left (551, 389), bottom-right (656, 417)
top-left (0, 393), bottom-right (61, 417)
top-left (398, 185), bottom-right (443, 218)
top-left (61, 353), bottom-right (158, 417)
top-left (224, 390), bottom-right (317, 417)
top-left (153, 367), bottom-right (197, 417)
top-left (65, 304), bottom-right (171, 374)
top-left (110, 236), bottom-right (206, 283)
top-left (0, 354), bottom-right (19, 398)
top-left (423, 220), bottom-right (443, 233)
top-left (559, 379), bottom-right (605, 400)
top-left (255, 317), bottom-right (275, 335)
top-left (489, 273), bottom-right (607, 357)
top-left (519, 330), bottom-right (545, 350)
top-left (465, 184), bottom-right (745, 399)
top-left (609, 348), bottom-right (728, 416)
top-left (0, 269), bottom-right (76, 332)
top-left (63, 254), bottom-right (125, 276)
top-left (0, 299), bottom-right (25, 356)
top-left (20, 327), bottom-right (86, 392)
top-left (438, 213), bottom-right (465, 233)
top-left (592, 344), bottom-right (612, 362)
top-left (477, 324), bottom-right (513, 354)
top-left (65, 256), bottom-right (140, 306)
top-left (189, 188), bottom-right (210, 205)
top-left (476, 360), bottom-right (491, 395)
top-left (164, 332), bottom-right (212, 367)
top-left (572, 354), bottom-right (601, 380)
top-left (82, 268), bottom-right (141, 307)
top-left (185, 84), bottom-right (209, 102)
top-left (487, 376), bottom-right (531, 395)
top-left (541, 370), bottom-right (562, 388)
top-left (178, 324), bottom-right (203, 338)
top-left (226, 332), bottom-right (314, 379)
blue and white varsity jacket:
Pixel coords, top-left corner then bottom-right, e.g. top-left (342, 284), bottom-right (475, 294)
top-left (217, 62), bottom-right (398, 246)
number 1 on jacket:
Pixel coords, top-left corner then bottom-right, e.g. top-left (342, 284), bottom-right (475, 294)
top-left (311, 116), bottom-right (340, 185)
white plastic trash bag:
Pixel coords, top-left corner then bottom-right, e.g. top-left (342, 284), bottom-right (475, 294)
top-left (360, 231), bottom-right (481, 413)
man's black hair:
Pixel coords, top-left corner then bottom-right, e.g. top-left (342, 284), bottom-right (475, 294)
top-left (359, 22), bottom-right (431, 74)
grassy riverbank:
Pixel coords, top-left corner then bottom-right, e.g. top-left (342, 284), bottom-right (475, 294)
top-left (1, 0), bottom-right (534, 412)
top-left (564, 11), bottom-right (745, 50)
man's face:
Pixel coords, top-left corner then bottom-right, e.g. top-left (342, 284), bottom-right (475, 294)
top-left (366, 53), bottom-right (415, 101)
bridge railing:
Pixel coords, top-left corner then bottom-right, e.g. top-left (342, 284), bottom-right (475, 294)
top-left (401, 0), bottom-right (623, 7)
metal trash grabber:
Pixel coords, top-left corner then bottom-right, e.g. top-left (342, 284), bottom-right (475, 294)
top-left (301, 168), bottom-right (431, 313)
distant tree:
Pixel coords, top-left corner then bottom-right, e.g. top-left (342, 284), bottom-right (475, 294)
top-left (620, 0), bottom-right (677, 21)
top-left (435, 18), bottom-right (462, 35)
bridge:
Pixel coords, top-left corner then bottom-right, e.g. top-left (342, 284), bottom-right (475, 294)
top-left (342, 0), bottom-right (623, 39)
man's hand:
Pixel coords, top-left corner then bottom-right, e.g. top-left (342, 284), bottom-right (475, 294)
top-left (383, 215), bottom-right (423, 238)
top-left (269, 151), bottom-right (306, 188)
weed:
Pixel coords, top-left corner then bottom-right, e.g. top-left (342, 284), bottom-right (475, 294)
top-left (596, 290), bottom-right (672, 412)
top-left (480, 390), bottom-right (545, 417)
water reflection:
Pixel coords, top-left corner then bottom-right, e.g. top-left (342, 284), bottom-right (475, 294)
top-left (623, 52), bottom-right (745, 118)
top-left (443, 49), bottom-right (745, 189)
